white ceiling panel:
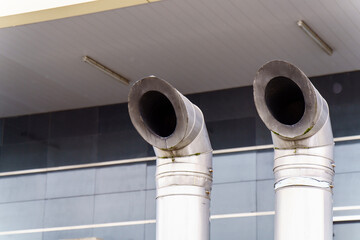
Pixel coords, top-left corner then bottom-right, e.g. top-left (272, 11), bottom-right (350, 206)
top-left (0, 0), bottom-right (359, 117)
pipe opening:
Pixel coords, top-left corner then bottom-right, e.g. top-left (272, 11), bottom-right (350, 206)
top-left (265, 76), bottom-right (305, 125)
top-left (139, 91), bottom-right (177, 137)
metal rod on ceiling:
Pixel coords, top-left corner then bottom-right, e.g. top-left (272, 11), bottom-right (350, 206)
top-left (82, 56), bottom-right (130, 85)
top-left (128, 76), bottom-right (213, 240)
top-left (297, 20), bottom-right (333, 56)
top-left (253, 60), bottom-right (335, 240)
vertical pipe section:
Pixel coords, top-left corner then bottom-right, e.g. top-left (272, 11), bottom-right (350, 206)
top-left (128, 76), bottom-right (213, 240)
top-left (253, 61), bottom-right (335, 240)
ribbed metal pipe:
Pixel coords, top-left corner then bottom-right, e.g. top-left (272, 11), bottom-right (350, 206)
top-left (253, 60), bottom-right (335, 240)
top-left (128, 76), bottom-right (213, 240)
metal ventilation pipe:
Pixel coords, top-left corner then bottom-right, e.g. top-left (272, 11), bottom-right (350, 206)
top-left (128, 76), bottom-right (213, 240)
top-left (253, 60), bottom-right (335, 240)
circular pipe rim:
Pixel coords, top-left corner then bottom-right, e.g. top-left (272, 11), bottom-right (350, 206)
top-left (253, 60), bottom-right (318, 139)
top-left (128, 76), bottom-right (188, 150)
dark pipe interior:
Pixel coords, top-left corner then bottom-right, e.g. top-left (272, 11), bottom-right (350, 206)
top-left (265, 76), bottom-right (305, 125)
top-left (139, 91), bottom-right (177, 137)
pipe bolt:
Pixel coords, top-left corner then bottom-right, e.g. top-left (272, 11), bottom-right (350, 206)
top-left (209, 168), bottom-right (213, 173)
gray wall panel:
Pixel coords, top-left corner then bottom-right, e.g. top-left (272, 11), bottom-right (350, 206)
top-left (0, 233), bottom-right (43, 240)
top-left (256, 180), bottom-right (275, 212)
top-left (197, 86), bottom-right (255, 122)
top-left (98, 104), bottom-right (133, 134)
top-left (43, 196), bottom-right (94, 227)
top-left (0, 174), bottom-right (46, 203)
top-left (43, 229), bottom-right (93, 240)
top-left (146, 163), bottom-right (156, 190)
top-left (95, 163), bottom-right (147, 194)
top-left (0, 200), bottom-right (44, 231)
top-left (334, 222), bottom-right (360, 240)
top-left (47, 135), bottom-right (98, 167)
top-left (3, 114), bottom-right (49, 145)
top-left (93, 225), bottom-right (144, 240)
top-left (211, 218), bottom-right (256, 240)
top-left (46, 168), bottom-right (96, 199)
top-left (206, 118), bottom-right (256, 149)
top-left (213, 152), bottom-right (256, 184)
top-left (144, 223), bottom-right (156, 240)
top-left (334, 141), bottom-right (360, 173)
top-left (0, 141), bottom-right (47, 172)
top-left (49, 108), bottom-right (98, 139)
top-left (333, 172), bottom-right (360, 207)
top-left (256, 149), bottom-right (274, 180)
top-left (255, 116), bottom-right (272, 145)
top-left (94, 191), bottom-right (146, 223)
top-left (211, 181), bottom-right (256, 214)
top-left (256, 215), bottom-right (274, 240)
top-left (145, 190), bottom-right (156, 220)
top-left (97, 130), bottom-right (152, 161)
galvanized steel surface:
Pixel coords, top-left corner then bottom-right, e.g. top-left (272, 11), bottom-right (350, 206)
top-left (254, 60), bottom-right (334, 240)
top-left (129, 76), bottom-right (213, 240)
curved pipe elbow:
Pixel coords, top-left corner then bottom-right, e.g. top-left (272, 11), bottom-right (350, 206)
top-left (255, 62), bottom-right (335, 240)
top-left (128, 76), bottom-right (212, 157)
top-left (253, 60), bottom-right (333, 148)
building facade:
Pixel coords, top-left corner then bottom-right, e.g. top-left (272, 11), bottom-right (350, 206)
top-left (0, 70), bottom-right (360, 239)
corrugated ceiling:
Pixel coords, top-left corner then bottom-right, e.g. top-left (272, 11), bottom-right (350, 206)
top-left (0, 0), bottom-right (359, 117)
